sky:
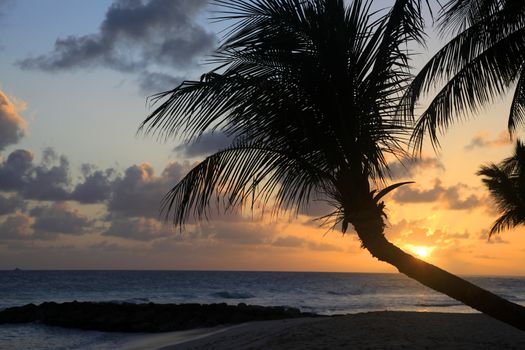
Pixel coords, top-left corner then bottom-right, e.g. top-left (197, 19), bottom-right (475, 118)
top-left (0, 0), bottom-right (524, 274)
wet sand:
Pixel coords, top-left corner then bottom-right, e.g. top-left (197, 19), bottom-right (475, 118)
top-left (153, 311), bottom-right (525, 350)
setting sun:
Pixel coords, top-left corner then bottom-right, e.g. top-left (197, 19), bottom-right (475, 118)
top-left (412, 246), bottom-right (432, 258)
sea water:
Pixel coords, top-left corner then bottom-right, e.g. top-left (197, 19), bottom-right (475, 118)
top-left (0, 271), bottom-right (524, 349)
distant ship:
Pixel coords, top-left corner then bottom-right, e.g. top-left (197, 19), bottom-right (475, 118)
top-left (13, 268), bottom-right (22, 271)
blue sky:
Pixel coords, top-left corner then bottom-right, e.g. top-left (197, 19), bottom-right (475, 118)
top-left (0, 0), bottom-right (212, 172)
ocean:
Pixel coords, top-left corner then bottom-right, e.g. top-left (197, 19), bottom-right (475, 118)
top-left (1, 270), bottom-right (524, 349)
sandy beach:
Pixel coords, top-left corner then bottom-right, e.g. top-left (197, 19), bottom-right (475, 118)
top-left (153, 311), bottom-right (525, 350)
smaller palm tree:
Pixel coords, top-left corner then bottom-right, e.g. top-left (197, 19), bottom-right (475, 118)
top-left (478, 140), bottom-right (525, 234)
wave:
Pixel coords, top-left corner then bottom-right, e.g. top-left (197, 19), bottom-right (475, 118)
top-left (107, 297), bottom-right (151, 304)
top-left (327, 290), bottom-right (362, 296)
top-left (211, 291), bottom-right (255, 299)
top-left (414, 302), bottom-right (463, 307)
top-left (499, 293), bottom-right (521, 301)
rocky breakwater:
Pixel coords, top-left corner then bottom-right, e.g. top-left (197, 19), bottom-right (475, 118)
top-left (0, 302), bottom-right (317, 332)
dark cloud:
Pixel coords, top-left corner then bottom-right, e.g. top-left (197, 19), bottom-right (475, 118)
top-left (0, 148), bottom-right (123, 203)
top-left (392, 179), bottom-right (483, 210)
top-left (23, 148), bottom-right (71, 201)
top-left (200, 219), bottom-right (276, 245)
top-left (0, 213), bottom-right (32, 240)
top-left (30, 203), bottom-right (94, 236)
top-left (0, 194), bottom-right (25, 215)
top-left (294, 195), bottom-right (334, 219)
top-left (388, 156), bottom-right (445, 179)
top-left (479, 230), bottom-right (509, 244)
top-left (307, 241), bottom-right (343, 252)
top-left (17, 0), bottom-right (215, 93)
top-left (174, 132), bottom-right (233, 158)
top-left (475, 254), bottom-right (499, 260)
top-left (392, 181), bottom-right (442, 203)
top-left (0, 0), bottom-right (13, 18)
top-left (71, 164), bottom-right (115, 204)
top-left (271, 236), bottom-right (343, 253)
top-left (88, 240), bottom-right (129, 252)
top-left (0, 149), bottom-right (37, 191)
top-left (104, 216), bottom-right (173, 241)
top-left (0, 149), bottom-right (185, 215)
top-left (107, 161), bottom-right (191, 218)
top-left (0, 148), bottom-right (71, 200)
top-left (464, 130), bottom-right (511, 151)
top-left (0, 90), bottom-right (26, 151)
top-left (138, 71), bottom-right (183, 93)
top-left (272, 235), bottom-right (304, 248)
top-left (442, 186), bottom-right (482, 210)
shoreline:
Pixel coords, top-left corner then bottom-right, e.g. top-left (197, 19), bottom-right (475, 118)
top-left (117, 324), bottom-right (246, 350)
top-left (144, 311), bottom-right (525, 350)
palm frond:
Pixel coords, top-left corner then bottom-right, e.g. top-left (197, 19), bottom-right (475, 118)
top-left (439, 0), bottom-right (505, 34)
top-left (141, 0), bottom-right (426, 228)
top-left (373, 181), bottom-right (414, 203)
top-left (509, 67), bottom-right (525, 133)
top-left (411, 27), bottom-right (525, 150)
top-left (490, 210), bottom-right (521, 235)
top-left (403, 0), bottom-right (525, 151)
top-left (162, 139), bottom-right (334, 227)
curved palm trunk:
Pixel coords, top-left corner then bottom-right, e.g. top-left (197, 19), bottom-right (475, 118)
top-left (351, 209), bottom-right (525, 331)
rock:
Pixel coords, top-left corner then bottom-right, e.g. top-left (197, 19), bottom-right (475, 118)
top-left (0, 302), bottom-right (317, 332)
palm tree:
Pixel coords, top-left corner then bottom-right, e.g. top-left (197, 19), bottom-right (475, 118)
top-left (141, 0), bottom-right (525, 329)
top-left (478, 140), bottom-right (525, 234)
top-left (402, 0), bottom-right (525, 149)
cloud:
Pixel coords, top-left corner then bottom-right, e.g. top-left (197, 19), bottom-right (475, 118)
top-left (388, 156), bottom-right (445, 179)
top-left (0, 148), bottom-right (72, 201)
top-left (199, 218), bottom-right (277, 245)
top-left (0, 0), bottom-right (13, 18)
top-left (386, 218), bottom-right (470, 247)
top-left (0, 149), bottom-right (118, 203)
top-left (479, 229), bottom-right (509, 244)
top-left (0, 90), bottom-right (27, 151)
top-left (17, 0), bottom-right (215, 93)
top-left (0, 193), bottom-right (25, 215)
top-left (392, 179), bottom-right (483, 210)
top-left (107, 161), bottom-right (191, 218)
top-left (0, 148), bottom-right (190, 214)
top-left (71, 164), bottom-right (115, 204)
top-left (24, 148), bottom-right (71, 200)
top-left (138, 71), bottom-right (183, 93)
top-left (475, 254), bottom-right (499, 260)
top-left (271, 235), bottom-right (343, 252)
top-left (0, 149), bottom-right (37, 191)
top-left (88, 240), bottom-right (129, 252)
top-left (393, 184), bottom-right (440, 202)
top-left (272, 235), bottom-right (304, 248)
top-left (464, 130), bottom-right (511, 151)
top-left (103, 216), bottom-right (173, 241)
top-left (30, 203), bottom-right (94, 236)
top-left (0, 213), bottom-right (32, 240)
top-left (173, 131), bottom-right (233, 158)
top-left (307, 241), bottom-right (344, 252)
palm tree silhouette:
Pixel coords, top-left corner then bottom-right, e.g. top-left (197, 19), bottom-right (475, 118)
top-left (402, 0), bottom-right (525, 149)
top-left (142, 0), bottom-right (525, 329)
top-left (478, 140), bottom-right (525, 234)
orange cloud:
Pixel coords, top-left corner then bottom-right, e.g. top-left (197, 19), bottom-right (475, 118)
top-left (392, 179), bottom-right (484, 210)
top-left (0, 90), bottom-right (27, 151)
top-left (464, 130), bottom-right (512, 150)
